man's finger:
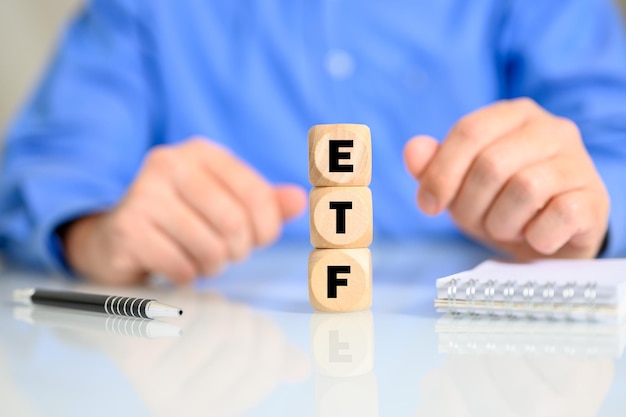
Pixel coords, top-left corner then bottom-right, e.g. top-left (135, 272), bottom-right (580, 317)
top-left (275, 185), bottom-right (307, 221)
top-left (174, 166), bottom-right (253, 263)
top-left (419, 98), bottom-right (542, 214)
top-left (450, 120), bottom-right (564, 230)
top-left (484, 157), bottom-right (590, 243)
top-left (151, 185), bottom-right (233, 272)
top-left (403, 135), bottom-right (439, 180)
top-left (133, 219), bottom-right (199, 284)
top-left (523, 190), bottom-right (594, 256)
top-left (184, 139), bottom-right (283, 248)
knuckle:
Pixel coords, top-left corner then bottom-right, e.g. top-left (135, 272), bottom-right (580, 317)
top-left (526, 233), bottom-right (555, 255)
top-left (179, 174), bottom-right (207, 199)
top-left (147, 145), bottom-right (173, 164)
top-left (108, 210), bottom-right (136, 240)
top-left (170, 261), bottom-right (197, 283)
top-left (212, 240), bottom-right (229, 263)
top-left (484, 216), bottom-right (508, 242)
top-left (182, 137), bottom-right (211, 152)
top-left (200, 239), bottom-right (228, 267)
top-left (230, 243), bottom-right (252, 262)
top-left (219, 206), bottom-right (247, 235)
top-left (450, 210), bottom-right (475, 234)
top-left (555, 117), bottom-right (581, 142)
top-left (448, 198), bottom-right (477, 231)
top-left (196, 238), bottom-right (229, 275)
top-left (257, 221), bottom-right (281, 246)
top-left (473, 151), bottom-right (507, 185)
top-left (129, 176), bottom-right (162, 201)
top-left (511, 96), bottom-right (537, 110)
top-left (421, 165), bottom-right (450, 196)
top-left (146, 146), bottom-right (179, 173)
top-left (109, 252), bottom-right (136, 275)
top-left (485, 224), bottom-right (502, 242)
top-left (552, 197), bottom-right (580, 227)
top-left (245, 181), bottom-right (274, 208)
top-left (510, 171), bottom-right (541, 203)
top-left (453, 117), bottom-right (486, 146)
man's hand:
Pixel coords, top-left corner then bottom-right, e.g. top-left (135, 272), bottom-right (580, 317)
top-left (403, 98), bottom-right (610, 259)
top-left (62, 138), bottom-right (307, 285)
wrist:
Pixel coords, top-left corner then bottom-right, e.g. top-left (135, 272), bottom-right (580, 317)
top-left (58, 214), bottom-right (105, 279)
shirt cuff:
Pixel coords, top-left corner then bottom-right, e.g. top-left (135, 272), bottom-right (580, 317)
top-left (595, 159), bottom-right (626, 258)
top-left (21, 165), bottom-right (125, 274)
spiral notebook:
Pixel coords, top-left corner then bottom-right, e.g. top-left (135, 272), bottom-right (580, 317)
top-left (435, 258), bottom-right (626, 322)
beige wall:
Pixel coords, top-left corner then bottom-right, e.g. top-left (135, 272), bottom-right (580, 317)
top-left (0, 0), bottom-right (82, 137)
top-left (1, 0), bottom-right (626, 141)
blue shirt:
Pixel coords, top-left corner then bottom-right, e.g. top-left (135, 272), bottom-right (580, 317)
top-left (2, 0), bottom-right (626, 272)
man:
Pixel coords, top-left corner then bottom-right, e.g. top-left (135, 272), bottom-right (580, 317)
top-left (1, 0), bottom-right (626, 285)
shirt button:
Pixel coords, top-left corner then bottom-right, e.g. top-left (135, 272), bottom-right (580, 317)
top-left (325, 49), bottom-right (355, 80)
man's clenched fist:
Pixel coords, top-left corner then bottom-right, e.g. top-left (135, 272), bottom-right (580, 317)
top-left (404, 98), bottom-right (610, 259)
top-left (62, 138), bottom-right (307, 285)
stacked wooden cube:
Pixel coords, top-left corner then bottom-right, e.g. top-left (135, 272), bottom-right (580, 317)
top-left (308, 124), bottom-right (373, 312)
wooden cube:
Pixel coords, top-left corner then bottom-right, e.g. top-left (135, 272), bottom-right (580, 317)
top-left (310, 310), bottom-right (374, 377)
top-left (308, 248), bottom-right (372, 312)
top-left (308, 124), bottom-right (372, 187)
top-left (310, 187), bottom-right (373, 249)
top-left (316, 373), bottom-right (378, 417)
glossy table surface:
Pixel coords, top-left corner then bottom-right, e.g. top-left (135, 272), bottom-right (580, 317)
top-left (1, 238), bottom-right (625, 417)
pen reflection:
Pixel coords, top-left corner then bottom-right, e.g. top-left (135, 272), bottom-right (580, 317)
top-left (13, 306), bottom-right (182, 339)
top-left (415, 314), bottom-right (618, 417)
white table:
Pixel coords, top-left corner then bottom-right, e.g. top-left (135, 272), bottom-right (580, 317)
top-left (1, 238), bottom-right (624, 417)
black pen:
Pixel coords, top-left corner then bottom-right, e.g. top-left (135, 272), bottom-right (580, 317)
top-left (13, 288), bottom-right (183, 319)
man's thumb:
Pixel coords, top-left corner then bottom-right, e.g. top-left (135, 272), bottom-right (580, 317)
top-left (274, 185), bottom-right (308, 221)
top-left (403, 135), bottom-right (439, 180)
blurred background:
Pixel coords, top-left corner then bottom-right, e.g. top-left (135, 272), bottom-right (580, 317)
top-left (1, 0), bottom-right (80, 143)
top-left (1, 0), bottom-right (626, 144)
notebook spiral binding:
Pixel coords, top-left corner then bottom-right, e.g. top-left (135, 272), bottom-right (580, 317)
top-left (446, 278), bottom-right (599, 319)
